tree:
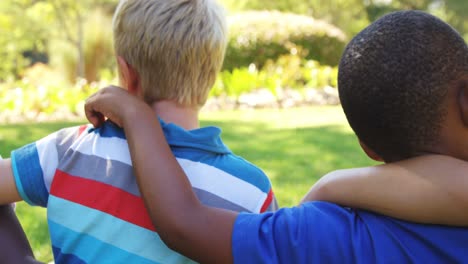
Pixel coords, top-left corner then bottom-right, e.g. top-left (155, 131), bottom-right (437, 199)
top-left (0, 0), bottom-right (53, 80)
top-left (48, 0), bottom-right (116, 79)
top-left (0, 0), bottom-right (117, 82)
top-left (45, 0), bottom-right (117, 80)
top-left (219, 0), bottom-right (467, 39)
top-left (364, 0), bottom-right (467, 36)
top-left (444, 0), bottom-right (468, 37)
top-left (220, 0), bottom-right (370, 38)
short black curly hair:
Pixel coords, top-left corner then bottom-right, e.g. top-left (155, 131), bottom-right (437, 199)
top-left (338, 10), bottom-right (468, 162)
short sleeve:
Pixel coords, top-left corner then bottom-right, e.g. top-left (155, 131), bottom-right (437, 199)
top-left (264, 191), bottom-right (279, 212)
top-left (232, 201), bottom-right (369, 264)
top-left (11, 125), bottom-right (88, 207)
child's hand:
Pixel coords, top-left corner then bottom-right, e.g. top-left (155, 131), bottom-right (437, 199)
top-left (85, 86), bottom-right (148, 128)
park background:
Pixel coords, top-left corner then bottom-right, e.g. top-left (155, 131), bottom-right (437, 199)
top-left (0, 0), bottom-right (467, 262)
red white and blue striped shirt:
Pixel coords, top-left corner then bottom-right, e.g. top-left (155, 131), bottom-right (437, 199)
top-left (11, 120), bottom-right (277, 263)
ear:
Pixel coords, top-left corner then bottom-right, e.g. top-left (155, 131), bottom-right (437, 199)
top-left (456, 78), bottom-right (468, 127)
top-left (359, 140), bottom-right (384, 162)
top-left (117, 56), bottom-right (141, 95)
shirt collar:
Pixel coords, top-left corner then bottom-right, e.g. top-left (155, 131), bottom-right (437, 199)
top-left (160, 118), bottom-right (232, 155)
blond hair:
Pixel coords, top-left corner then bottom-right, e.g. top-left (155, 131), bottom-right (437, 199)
top-left (113, 0), bottom-right (227, 106)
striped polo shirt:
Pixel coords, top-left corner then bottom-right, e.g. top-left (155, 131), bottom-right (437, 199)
top-left (11, 120), bottom-right (277, 264)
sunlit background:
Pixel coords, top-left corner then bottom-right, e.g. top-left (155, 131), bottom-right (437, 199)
top-left (0, 0), bottom-right (466, 121)
top-left (0, 0), bottom-right (467, 262)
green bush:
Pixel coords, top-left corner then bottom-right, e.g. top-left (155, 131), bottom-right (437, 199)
top-left (224, 11), bottom-right (347, 70)
top-left (1, 56), bottom-right (335, 118)
top-left (221, 67), bottom-right (259, 99)
top-left (211, 55), bottom-right (338, 102)
top-left (0, 77), bottom-right (100, 121)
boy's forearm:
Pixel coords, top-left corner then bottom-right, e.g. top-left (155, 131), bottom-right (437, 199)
top-left (305, 156), bottom-right (468, 225)
top-left (304, 167), bottom-right (427, 216)
top-left (123, 105), bottom-right (237, 263)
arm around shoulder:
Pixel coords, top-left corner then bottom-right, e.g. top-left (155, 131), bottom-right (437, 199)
top-left (85, 87), bottom-right (238, 263)
top-left (304, 155), bottom-right (468, 226)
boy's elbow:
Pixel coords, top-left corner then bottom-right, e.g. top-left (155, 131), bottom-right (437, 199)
top-left (309, 178), bottom-right (334, 201)
top-left (158, 225), bottom-right (188, 252)
top-left (304, 171), bottom-right (344, 203)
top-left (153, 206), bottom-right (202, 252)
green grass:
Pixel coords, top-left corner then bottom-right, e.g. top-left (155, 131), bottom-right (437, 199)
top-left (0, 106), bottom-right (376, 263)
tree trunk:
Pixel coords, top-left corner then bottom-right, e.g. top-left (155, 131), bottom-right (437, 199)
top-left (76, 13), bottom-right (85, 80)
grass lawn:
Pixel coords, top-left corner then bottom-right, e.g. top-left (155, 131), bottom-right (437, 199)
top-left (0, 106), bottom-right (376, 263)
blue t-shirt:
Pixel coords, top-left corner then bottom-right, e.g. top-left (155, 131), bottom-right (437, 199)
top-left (232, 201), bottom-right (468, 263)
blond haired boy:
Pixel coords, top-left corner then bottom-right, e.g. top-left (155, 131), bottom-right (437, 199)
top-left (0, 0), bottom-right (277, 263)
top-left (113, 0), bottom-right (226, 106)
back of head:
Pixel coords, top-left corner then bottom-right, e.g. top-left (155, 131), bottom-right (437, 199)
top-left (338, 10), bottom-right (468, 162)
top-left (113, 0), bottom-right (227, 107)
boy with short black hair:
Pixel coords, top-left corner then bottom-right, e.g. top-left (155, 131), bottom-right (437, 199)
top-left (305, 9), bottom-right (468, 224)
top-left (339, 9), bottom-right (467, 163)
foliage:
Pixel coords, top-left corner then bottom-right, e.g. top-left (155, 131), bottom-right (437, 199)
top-left (220, 0), bottom-right (467, 40)
top-left (213, 55), bottom-right (338, 103)
top-left (0, 55), bottom-right (335, 118)
top-left (50, 9), bottom-right (116, 83)
top-left (3, 107), bottom-right (376, 262)
top-left (0, 1), bottom-right (53, 80)
top-left (364, 0), bottom-right (468, 36)
top-left (0, 0), bottom-right (118, 81)
top-left (0, 72), bottom-right (102, 122)
top-left (218, 67), bottom-right (259, 100)
top-left (224, 11), bottom-right (346, 70)
top-left (220, 0), bottom-right (369, 39)
top-left (2, 0), bottom-right (467, 85)
top-left (38, 0), bottom-right (117, 79)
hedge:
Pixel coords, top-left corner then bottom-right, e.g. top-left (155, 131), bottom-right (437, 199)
top-left (212, 54), bottom-right (338, 102)
top-left (224, 11), bottom-right (347, 70)
top-left (0, 55), bottom-right (337, 120)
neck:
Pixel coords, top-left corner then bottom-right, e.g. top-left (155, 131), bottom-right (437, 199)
top-left (427, 83), bottom-right (468, 162)
top-left (150, 100), bottom-right (200, 130)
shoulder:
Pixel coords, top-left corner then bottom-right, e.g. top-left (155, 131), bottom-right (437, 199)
top-left (87, 121), bottom-right (125, 139)
top-left (208, 153), bottom-right (276, 212)
top-left (232, 202), bottom-right (371, 263)
top-left (65, 122), bottom-right (127, 154)
top-left (12, 124), bottom-right (90, 157)
top-left (175, 149), bottom-right (272, 193)
top-left (235, 202), bottom-right (360, 239)
top-left (233, 202), bottom-right (468, 263)
top-left (214, 154), bottom-right (273, 192)
top-left (10, 124), bottom-right (94, 207)
top-left (235, 201), bottom-right (358, 233)
top-left (174, 152), bottom-right (274, 212)
top-left (61, 122), bottom-right (131, 167)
